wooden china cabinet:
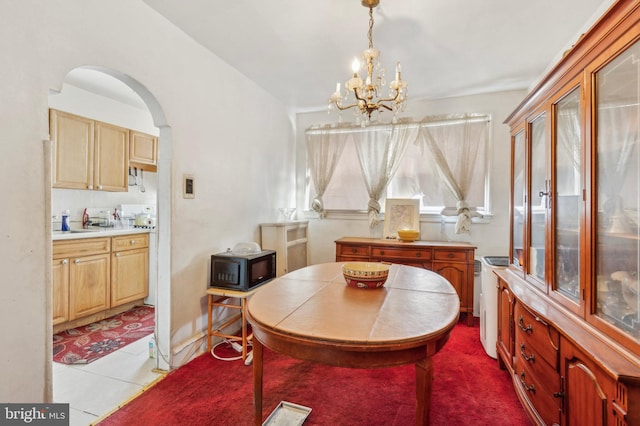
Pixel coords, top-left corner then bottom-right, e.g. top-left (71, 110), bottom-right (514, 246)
top-left (497, 1), bottom-right (640, 425)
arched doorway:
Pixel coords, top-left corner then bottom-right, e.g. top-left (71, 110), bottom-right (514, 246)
top-left (48, 66), bottom-right (171, 373)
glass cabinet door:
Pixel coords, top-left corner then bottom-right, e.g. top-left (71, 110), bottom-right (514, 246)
top-left (594, 39), bottom-right (640, 339)
top-left (512, 130), bottom-right (525, 268)
top-left (530, 114), bottom-right (547, 282)
top-left (554, 88), bottom-right (581, 302)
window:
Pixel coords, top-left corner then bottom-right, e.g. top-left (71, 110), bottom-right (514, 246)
top-left (306, 115), bottom-right (490, 218)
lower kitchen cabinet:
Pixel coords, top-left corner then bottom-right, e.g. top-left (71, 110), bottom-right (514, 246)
top-left (111, 234), bottom-right (149, 307)
top-left (52, 233), bottom-right (149, 332)
top-left (68, 253), bottom-right (110, 320)
top-left (335, 237), bottom-right (476, 325)
top-left (52, 258), bottom-right (70, 325)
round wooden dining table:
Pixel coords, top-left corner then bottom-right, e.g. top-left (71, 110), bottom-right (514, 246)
top-left (246, 262), bottom-right (460, 425)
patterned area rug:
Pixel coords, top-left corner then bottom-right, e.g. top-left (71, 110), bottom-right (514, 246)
top-left (53, 305), bottom-right (154, 364)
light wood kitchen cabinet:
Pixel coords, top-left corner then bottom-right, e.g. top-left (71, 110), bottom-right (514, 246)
top-left (53, 237), bottom-right (111, 322)
top-left (335, 237), bottom-right (476, 325)
top-left (50, 109), bottom-right (94, 190)
top-left (52, 258), bottom-right (69, 325)
top-left (50, 109), bottom-right (129, 192)
top-left (68, 253), bottom-right (110, 320)
top-left (260, 221), bottom-right (308, 276)
top-left (498, 2), bottom-right (640, 423)
top-left (111, 234), bottom-right (149, 307)
top-left (129, 130), bottom-right (158, 172)
top-left (52, 233), bottom-right (149, 332)
top-left (93, 121), bottom-right (129, 191)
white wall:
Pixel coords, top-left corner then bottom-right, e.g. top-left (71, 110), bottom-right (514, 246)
top-left (0, 0), bottom-right (294, 403)
top-left (295, 90), bottom-right (527, 313)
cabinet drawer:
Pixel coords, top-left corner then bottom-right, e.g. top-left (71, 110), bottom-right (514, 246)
top-left (433, 249), bottom-right (470, 262)
top-left (53, 238), bottom-right (110, 258)
top-left (337, 244), bottom-right (369, 258)
top-left (371, 247), bottom-right (431, 261)
top-left (515, 302), bottom-right (560, 369)
top-left (112, 234), bottom-right (149, 251)
top-left (516, 338), bottom-right (560, 397)
top-left (516, 363), bottom-right (561, 426)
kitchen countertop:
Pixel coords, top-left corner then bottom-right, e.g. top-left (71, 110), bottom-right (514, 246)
top-left (52, 227), bottom-right (152, 241)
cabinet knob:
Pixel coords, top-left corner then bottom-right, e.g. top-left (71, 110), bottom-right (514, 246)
top-left (62, 259), bottom-right (68, 265)
top-left (74, 259), bottom-right (80, 264)
top-left (351, 248), bottom-right (357, 253)
top-left (130, 240), bottom-right (136, 244)
top-left (87, 185), bottom-right (93, 190)
top-left (98, 185), bottom-right (103, 190)
top-left (380, 250), bottom-right (385, 255)
top-left (115, 253), bottom-right (120, 257)
top-left (448, 253), bottom-right (454, 258)
top-left (416, 252), bottom-right (421, 257)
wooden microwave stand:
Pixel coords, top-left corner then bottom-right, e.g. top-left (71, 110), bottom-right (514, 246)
top-left (335, 237), bottom-right (476, 326)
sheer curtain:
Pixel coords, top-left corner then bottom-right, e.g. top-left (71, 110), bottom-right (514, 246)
top-left (306, 128), bottom-right (349, 218)
top-left (354, 125), bottom-right (419, 227)
top-left (417, 115), bottom-right (488, 234)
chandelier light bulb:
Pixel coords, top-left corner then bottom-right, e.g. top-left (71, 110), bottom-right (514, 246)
top-left (351, 57), bottom-right (361, 74)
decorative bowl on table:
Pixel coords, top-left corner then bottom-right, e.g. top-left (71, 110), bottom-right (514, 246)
top-left (397, 229), bottom-right (420, 242)
top-left (342, 262), bottom-right (390, 289)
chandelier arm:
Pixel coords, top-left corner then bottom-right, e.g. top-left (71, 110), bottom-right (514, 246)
top-left (377, 92), bottom-right (402, 103)
top-left (333, 100), bottom-right (364, 111)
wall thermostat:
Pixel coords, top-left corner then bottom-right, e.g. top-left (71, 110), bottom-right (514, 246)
top-left (183, 174), bottom-right (195, 199)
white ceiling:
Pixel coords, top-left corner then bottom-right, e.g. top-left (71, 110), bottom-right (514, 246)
top-left (139, 0), bottom-right (614, 111)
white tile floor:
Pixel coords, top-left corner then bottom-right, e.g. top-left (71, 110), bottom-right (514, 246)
top-left (53, 336), bottom-right (165, 426)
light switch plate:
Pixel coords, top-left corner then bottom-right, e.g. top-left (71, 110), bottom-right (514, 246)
top-left (183, 174), bottom-right (195, 199)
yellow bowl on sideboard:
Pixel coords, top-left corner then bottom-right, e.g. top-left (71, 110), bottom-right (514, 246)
top-left (397, 229), bottom-right (420, 242)
top-left (342, 262), bottom-right (390, 289)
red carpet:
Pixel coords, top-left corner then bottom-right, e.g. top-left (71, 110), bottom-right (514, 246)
top-left (98, 316), bottom-right (529, 425)
top-left (53, 305), bottom-right (154, 364)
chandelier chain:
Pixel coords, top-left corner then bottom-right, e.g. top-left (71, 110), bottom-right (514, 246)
top-left (368, 6), bottom-right (374, 50)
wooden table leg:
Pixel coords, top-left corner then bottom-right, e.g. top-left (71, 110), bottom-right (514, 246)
top-left (415, 357), bottom-right (434, 426)
top-left (241, 297), bottom-right (250, 362)
top-left (207, 295), bottom-right (213, 351)
top-left (253, 338), bottom-right (264, 426)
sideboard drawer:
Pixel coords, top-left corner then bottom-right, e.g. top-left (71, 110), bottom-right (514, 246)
top-left (515, 302), bottom-right (560, 369)
top-left (337, 244), bottom-right (369, 258)
top-left (371, 247), bottom-right (432, 261)
top-left (433, 249), bottom-right (470, 262)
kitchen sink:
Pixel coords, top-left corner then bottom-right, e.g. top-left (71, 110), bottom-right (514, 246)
top-left (52, 229), bottom-right (103, 234)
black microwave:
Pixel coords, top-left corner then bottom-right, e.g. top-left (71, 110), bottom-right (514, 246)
top-left (209, 249), bottom-right (276, 291)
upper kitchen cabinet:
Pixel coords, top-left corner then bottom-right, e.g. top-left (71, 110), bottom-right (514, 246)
top-left (50, 109), bottom-right (94, 190)
top-left (500, 1), bottom-right (640, 423)
top-left (94, 121), bottom-right (129, 191)
top-left (50, 109), bottom-right (129, 191)
top-left (129, 130), bottom-right (158, 172)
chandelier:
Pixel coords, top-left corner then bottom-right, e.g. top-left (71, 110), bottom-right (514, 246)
top-left (329, 0), bottom-right (408, 124)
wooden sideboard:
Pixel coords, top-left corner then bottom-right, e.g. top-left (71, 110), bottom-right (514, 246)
top-left (335, 237), bottom-right (476, 325)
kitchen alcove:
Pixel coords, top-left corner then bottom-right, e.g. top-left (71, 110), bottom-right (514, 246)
top-left (47, 67), bottom-right (172, 378)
